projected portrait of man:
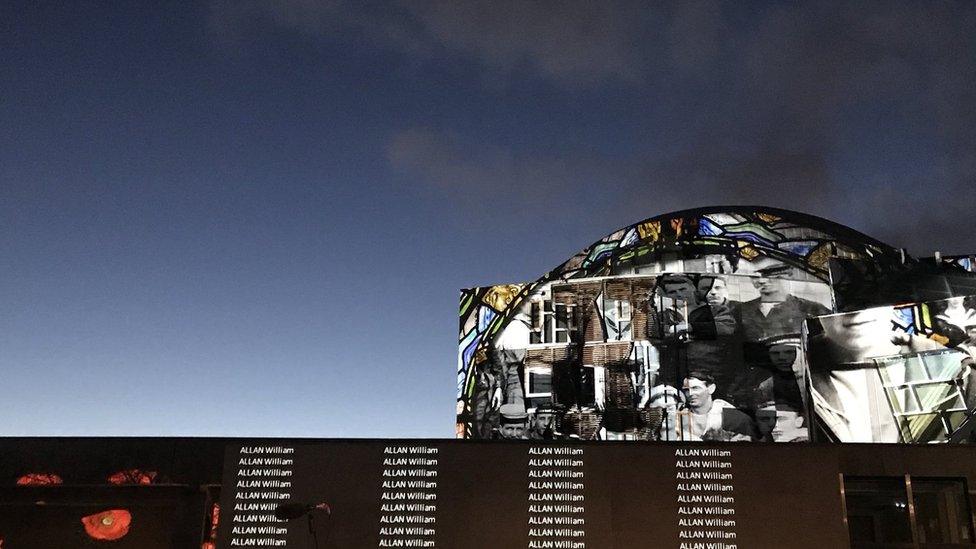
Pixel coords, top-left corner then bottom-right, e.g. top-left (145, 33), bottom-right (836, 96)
top-left (497, 404), bottom-right (528, 440)
top-left (758, 341), bottom-right (805, 412)
top-left (934, 296), bottom-right (976, 346)
top-left (737, 260), bottom-right (830, 341)
top-left (654, 275), bottom-right (700, 338)
top-left (700, 275), bottom-right (730, 306)
top-left (808, 307), bottom-right (945, 442)
top-left (527, 406), bottom-right (557, 440)
top-left (696, 276), bottom-right (736, 336)
top-left (758, 402), bottom-right (808, 442)
top-left (679, 372), bottom-right (736, 441)
top-left (653, 274), bottom-right (735, 345)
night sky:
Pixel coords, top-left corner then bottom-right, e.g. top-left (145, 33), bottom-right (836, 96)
top-left (2, 2), bottom-right (974, 437)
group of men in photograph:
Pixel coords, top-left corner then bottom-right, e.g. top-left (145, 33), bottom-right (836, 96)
top-left (471, 256), bottom-right (834, 442)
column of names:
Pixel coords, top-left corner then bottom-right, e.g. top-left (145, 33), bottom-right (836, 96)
top-left (675, 448), bottom-right (737, 549)
top-left (230, 445), bottom-right (295, 547)
top-left (527, 446), bottom-right (586, 549)
top-left (378, 445), bottom-right (439, 548)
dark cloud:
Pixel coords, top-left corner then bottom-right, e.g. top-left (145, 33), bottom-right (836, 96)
top-left (216, 0), bottom-right (975, 254)
top-left (399, 2), bottom-right (652, 85)
top-left (209, 0), bottom-right (657, 86)
top-left (725, 2), bottom-right (976, 254)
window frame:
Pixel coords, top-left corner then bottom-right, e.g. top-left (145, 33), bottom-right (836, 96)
top-left (841, 474), bottom-right (976, 549)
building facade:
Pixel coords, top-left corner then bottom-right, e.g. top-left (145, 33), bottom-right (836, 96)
top-left (457, 206), bottom-right (976, 444)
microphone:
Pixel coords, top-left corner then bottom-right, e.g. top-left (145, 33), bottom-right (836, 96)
top-left (274, 502), bottom-right (332, 520)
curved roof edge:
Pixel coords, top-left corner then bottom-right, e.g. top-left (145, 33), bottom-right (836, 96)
top-left (544, 205), bottom-right (903, 284)
top-left (627, 205), bottom-right (895, 250)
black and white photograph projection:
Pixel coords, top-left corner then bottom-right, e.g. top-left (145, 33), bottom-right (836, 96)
top-left (807, 295), bottom-right (976, 443)
top-left (456, 207), bottom-right (900, 442)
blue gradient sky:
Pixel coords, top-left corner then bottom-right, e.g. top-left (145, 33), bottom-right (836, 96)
top-left (2, 2), bottom-right (974, 437)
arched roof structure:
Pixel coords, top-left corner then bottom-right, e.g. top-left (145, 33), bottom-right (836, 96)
top-left (456, 206), bottom-right (903, 434)
top-left (544, 205), bottom-right (900, 283)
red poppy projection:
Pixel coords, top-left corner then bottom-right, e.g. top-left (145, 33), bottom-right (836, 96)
top-left (15, 473), bottom-right (62, 486)
top-left (107, 469), bottom-right (157, 485)
top-left (81, 509), bottom-right (131, 541)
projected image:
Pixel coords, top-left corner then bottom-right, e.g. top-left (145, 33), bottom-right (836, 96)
top-left (807, 296), bottom-right (976, 443)
top-left (459, 269), bottom-right (831, 443)
top-left (0, 500), bottom-right (179, 548)
top-left (456, 208), bottom-right (916, 442)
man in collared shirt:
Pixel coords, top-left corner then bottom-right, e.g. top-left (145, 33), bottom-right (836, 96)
top-left (679, 372), bottom-right (738, 441)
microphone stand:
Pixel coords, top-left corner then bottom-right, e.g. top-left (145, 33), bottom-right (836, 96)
top-left (276, 502), bottom-right (332, 549)
top-left (305, 507), bottom-right (333, 549)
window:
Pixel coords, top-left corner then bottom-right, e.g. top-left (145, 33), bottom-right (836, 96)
top-left (601, 297), bottom-right (632, 341)
top-left (845, 477), bottom-right (913, 547)
top-left (525, 368), bottom-right (552, 398)
top-left (844, 476), bottom-right (976, 549)
top-left (530, 299), bottom-right (576, 344)
top-left (913, 479), bottom-right (974, 546)
top-left (553, 302), bottom-right (573, 343)
top-left (874, 350), bottom-right (971, 443)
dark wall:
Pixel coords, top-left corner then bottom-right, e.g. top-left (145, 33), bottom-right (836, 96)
top-left (218, 440), bottom-right (976, 549)
top-left (2, 438), bottom-right (976, 548)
